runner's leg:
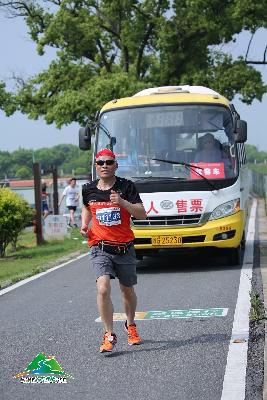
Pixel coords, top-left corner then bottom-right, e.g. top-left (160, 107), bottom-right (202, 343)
top-left (69, 209), bottom-right (75, 225)
top-left (97, 275), bottom-right (114, 332)
top-left (119, 284), bottom-right (137, 325)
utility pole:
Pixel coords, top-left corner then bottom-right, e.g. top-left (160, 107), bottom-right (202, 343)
top-left (33, 163), bottom-right (44, 245)
top-left (52, 166), bottom-right (59, 215)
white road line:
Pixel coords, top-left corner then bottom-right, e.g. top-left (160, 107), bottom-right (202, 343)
top-left (0, 252), bottom-right (89, 297)
top-left (221, 198), bottom-right (257, 400)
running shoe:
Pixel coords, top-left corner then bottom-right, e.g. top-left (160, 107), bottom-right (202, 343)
top-left (124, 321), bottom-right (142, 345)
top-left (99, 332), bottom-right (117, 353)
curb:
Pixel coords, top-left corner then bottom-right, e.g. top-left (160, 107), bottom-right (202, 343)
top-left (257, 198), bottom-right (267, 399)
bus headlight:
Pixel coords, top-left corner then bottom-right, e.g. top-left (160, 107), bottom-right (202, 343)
top-left (209, 199), bottom-right (240, 221)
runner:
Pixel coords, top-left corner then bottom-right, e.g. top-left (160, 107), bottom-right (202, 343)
top-left (59, 177), bottom-right (80, 227)
top-left (80, 148), bottom-right (147, 352)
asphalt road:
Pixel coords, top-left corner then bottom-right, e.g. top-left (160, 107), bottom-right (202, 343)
top-left (0, 246), bottom-right (245, 400)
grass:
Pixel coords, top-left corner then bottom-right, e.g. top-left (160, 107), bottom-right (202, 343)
top-left (249, 290), bottom-right (266, 322)
top-left (0, 228), bottom-right (89, 289)
top-left (248, 163), bottom-right (267, 174)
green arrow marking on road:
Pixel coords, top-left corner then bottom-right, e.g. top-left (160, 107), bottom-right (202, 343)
top-left (95, 308), bottom-right (228, 322)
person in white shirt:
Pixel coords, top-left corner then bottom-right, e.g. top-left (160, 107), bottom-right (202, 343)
top-left (59, 177), bottom-right (80, 227)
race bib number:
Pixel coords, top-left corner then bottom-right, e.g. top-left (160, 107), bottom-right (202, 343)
top-left (96, 207), bottom-right (121, 226)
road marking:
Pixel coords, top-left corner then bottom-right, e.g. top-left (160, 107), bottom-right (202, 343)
top-left (95, 307), bottom-right (228, 322)
top-left (0, 253), bottom-right (89, 297)
top-left (221, 198), bottom-right (256, 400)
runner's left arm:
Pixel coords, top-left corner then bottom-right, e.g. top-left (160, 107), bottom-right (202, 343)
top-left (110, 190), bottom-right (147, 220)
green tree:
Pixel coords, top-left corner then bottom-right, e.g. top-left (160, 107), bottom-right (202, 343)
top-left (0, 81), bottom-right (16, 115)
top-left (245, 144), bottom-right (267, 163)
top-left (75, 167), bottom-right (87, 175)
top-left (0, 0), bottom-right (266, 127)
top-left (0, 144), bottom-right (91, 179)
top-left (11, 148), bottom-right (33, 169)
top-left (0, 188), bottom-right (34, 257)
top-left (16, 166), bottom-right (32, 179)
top-left (61, 149), bottom-right (91, 174)
top-left (0, 151), bottom-right (12, 179)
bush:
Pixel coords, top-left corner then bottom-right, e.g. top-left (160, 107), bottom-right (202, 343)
top-left (0, 188), bottom-right (34, 257)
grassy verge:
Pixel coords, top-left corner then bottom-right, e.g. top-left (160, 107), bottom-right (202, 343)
top-left (248, 164), bottom-right (267, 174)
top-left (250, 290), bottom-right (266, 321)
top-left (0, 228), bottom-right (89, 289)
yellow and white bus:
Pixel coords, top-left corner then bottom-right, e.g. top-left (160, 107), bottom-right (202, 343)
top-left (79, 86), bottom-right (248, 265)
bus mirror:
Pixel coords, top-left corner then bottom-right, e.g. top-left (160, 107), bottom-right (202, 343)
top-left (79, 127), bottom-right (91, 150)
top-left (234, 120), bottom-right (247, 143)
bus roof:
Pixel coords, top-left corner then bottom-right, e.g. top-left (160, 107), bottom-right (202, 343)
top-left (133, 85), bottom-right (221, 96)
top-left (101, 87), bottom-right (229, 112)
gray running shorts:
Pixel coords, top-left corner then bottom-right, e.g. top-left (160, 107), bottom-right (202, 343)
top-left (89, 245), bottom-right (138, 287)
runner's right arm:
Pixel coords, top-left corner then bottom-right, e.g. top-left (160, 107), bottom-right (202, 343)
top-left (80, 205), bottom-right (92, 236)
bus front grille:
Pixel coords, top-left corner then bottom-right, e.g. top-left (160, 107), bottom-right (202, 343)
top-left (132, 214), bottom-right (202, 227)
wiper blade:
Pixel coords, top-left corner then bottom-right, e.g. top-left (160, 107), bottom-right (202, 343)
top-left (131, 176), bottom-right (184, 181)
top-left (152, 158), bottom-right (218, 191)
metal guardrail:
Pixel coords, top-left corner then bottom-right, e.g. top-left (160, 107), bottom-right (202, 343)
top-left (250, 170), bottom-right (267, 198)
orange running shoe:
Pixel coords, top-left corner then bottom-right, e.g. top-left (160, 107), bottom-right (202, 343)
top-left (99, 332), bottom-right (117, 353)
top-left (124, 321), bottom-right (142, 345)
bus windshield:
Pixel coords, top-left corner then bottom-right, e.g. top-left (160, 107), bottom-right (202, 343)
top-left (97, 105), bottom-right (238, 181)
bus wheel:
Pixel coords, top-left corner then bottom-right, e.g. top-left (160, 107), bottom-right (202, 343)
top-left (240, 231), bottom-right (246, 250)
top-left (227, 246), bottom-right (241, 266)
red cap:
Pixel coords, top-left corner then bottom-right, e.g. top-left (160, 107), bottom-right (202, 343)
top-left (95, 148), bottom-right (116, 159)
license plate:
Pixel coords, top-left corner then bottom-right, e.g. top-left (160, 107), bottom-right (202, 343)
top-left (152, 236), bottom-right (182, 246)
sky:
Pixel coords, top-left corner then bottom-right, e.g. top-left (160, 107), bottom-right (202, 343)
top-left (0, 14), bottom-right (267, 152)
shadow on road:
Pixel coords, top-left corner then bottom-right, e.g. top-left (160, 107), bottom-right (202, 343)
top-left (136, 247), bottom-right (243, 274)
top-left (101, 332), bottom-right (230, 358)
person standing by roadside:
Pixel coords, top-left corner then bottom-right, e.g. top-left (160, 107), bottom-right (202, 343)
top-left (80, 148), bottom-right (147, 353)
top-left (59, 177), bottom-right (80, 227)
top-left (41, 181), bottom-right (50, 219)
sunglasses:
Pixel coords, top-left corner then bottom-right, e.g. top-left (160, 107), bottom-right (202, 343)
top-left (95, 159), bottom-right (115, 166)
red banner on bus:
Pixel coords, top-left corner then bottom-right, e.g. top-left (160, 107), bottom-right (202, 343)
top-left (190, 162), bottom-right (225, 179)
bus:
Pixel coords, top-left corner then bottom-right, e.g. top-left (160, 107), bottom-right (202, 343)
top-left (79, 86), bottom-right (248, 265)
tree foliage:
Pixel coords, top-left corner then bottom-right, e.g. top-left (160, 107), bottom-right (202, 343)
top-left (246, 144), bottom-right (267, 164)
top-left (0, 144), bottom-right (91, 179)
top-left (0, 0), bottom-right (266, 127)
top-left (16, 166), bottom-right (32, 179)
top-left (0, 82), bottom-right (16, 115)
top-left (0, 188), bottom-right (34, 257)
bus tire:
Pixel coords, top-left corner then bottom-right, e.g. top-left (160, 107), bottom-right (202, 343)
top-left (227, 246), bottom-right (241, 266)
top-left (240, 231), bottom-right (246, 250)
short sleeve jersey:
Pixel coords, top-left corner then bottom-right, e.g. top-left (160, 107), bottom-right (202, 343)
top-left (82, 177), bottom-right (142, 247)
top-left (63, 185), bottom-right (80, 207)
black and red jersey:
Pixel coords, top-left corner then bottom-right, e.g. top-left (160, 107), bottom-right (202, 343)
top-left (82, 177), bottom-right (142, 247)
